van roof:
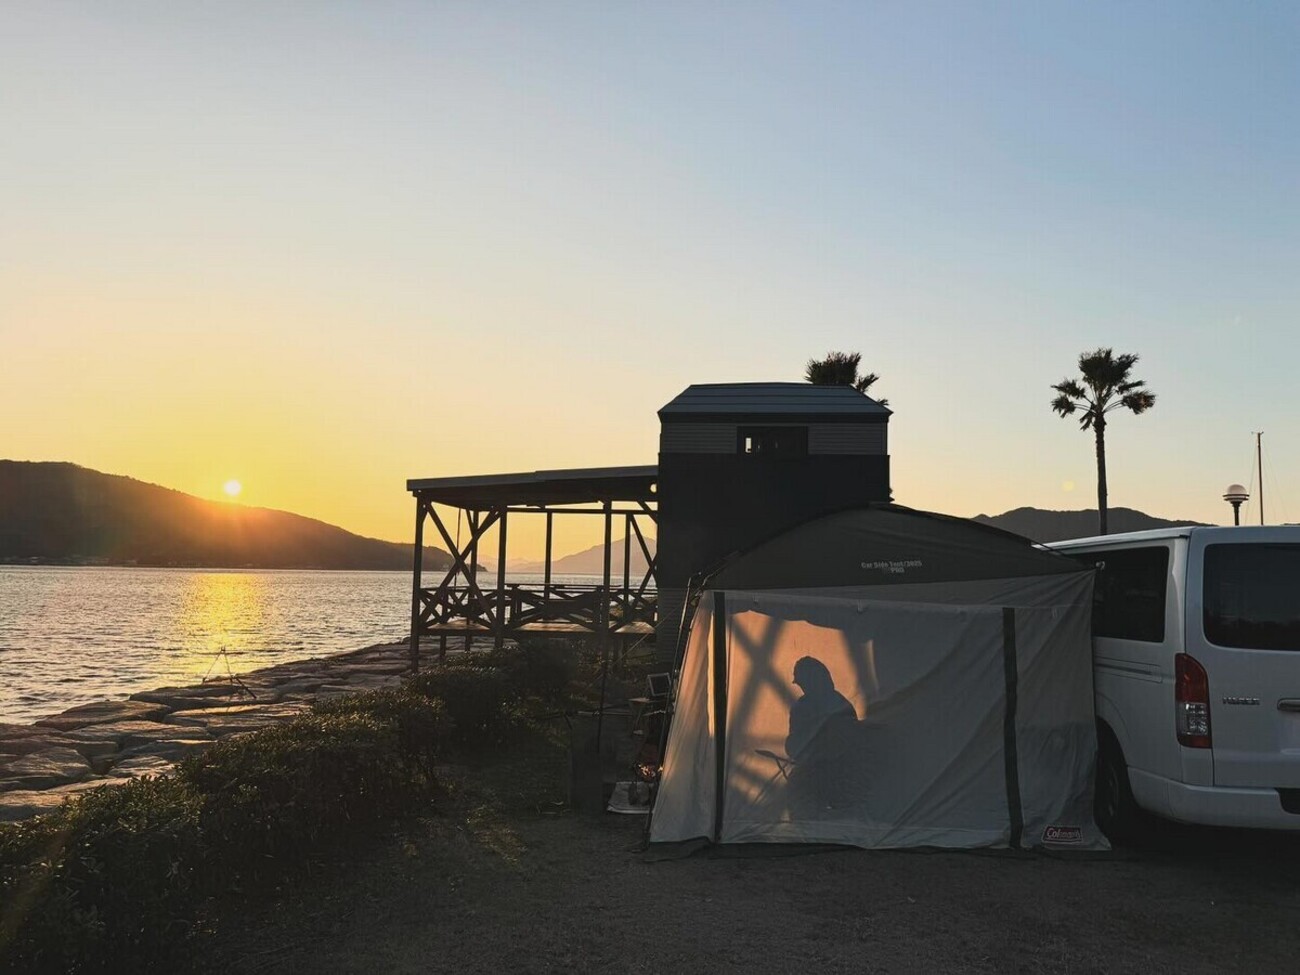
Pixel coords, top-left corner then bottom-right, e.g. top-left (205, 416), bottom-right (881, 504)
top-left (1043, 524), bottom-right (1299, 548)
top-left (1044, 526), bottom-right (1198, 547)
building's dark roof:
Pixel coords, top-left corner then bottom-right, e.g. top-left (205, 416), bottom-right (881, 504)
top-left (659, 383), bottom-right (890, 422)
top-left (407, 466), bottom-right (657, 507)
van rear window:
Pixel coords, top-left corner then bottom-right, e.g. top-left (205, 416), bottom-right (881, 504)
top-left (1204, 544), bottom-right (1300, 651)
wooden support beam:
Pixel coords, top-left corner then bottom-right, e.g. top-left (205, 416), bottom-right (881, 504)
top-left (623, 514), bottom-right (632, 596)
top-left (409, 498), bottom-right (426, 675)
top-left (596, 499), bottom-right (614, 759)
top-left (544, 511), bottom-right (553, 602)
top-left (500, 505), bottom-right (652, 516)
top-left (495, 507), bottom-right (508, 651)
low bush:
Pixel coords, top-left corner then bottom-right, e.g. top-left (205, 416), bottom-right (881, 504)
top-left (0, 687), bottom-right (447, 975)
top-left (511, 637), bottom-right (592, 704)
top-left (0, 776), bottom-right (205, 973)
top-left (0, 660), bottom-right (588, 973)
top-left (411, 662), bottom-right (522, 749)
top-left (183, 701), bottom-right (444, 878)
top-left (315, 687), bottom-right (448, 777)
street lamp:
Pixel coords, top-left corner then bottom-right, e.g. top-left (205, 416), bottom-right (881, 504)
top-left (1223, 483), bottom-right (1250, 526)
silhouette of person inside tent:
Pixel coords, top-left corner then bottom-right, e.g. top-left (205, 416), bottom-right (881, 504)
top-left (784, 656), bottom-right (859, 814)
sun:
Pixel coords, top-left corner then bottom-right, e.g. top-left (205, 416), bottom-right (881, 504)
top-left (223, 479), bottom-right (242, 498)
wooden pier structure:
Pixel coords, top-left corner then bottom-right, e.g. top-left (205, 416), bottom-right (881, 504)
top-left (406, 466), bottom-right (658, 672)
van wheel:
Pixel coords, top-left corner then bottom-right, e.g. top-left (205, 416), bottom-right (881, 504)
top-left (1095, 733), bottom-right (1140, 843)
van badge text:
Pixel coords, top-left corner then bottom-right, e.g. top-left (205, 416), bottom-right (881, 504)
top-left (1221, 696), bottom-right (1261, 706)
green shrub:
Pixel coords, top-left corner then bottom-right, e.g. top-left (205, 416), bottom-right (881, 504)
top-left (0, 687), bottom-right (447, 974)
top-left (412, 663), bottom-right (521, 749)
top-left (511, 637), bottom-right (592, 704)
top-left (181, 697), bottom-right (444, 875)
top-left (314, 687), bottom-right (449, 777)
top-left (0, 776), bottom-right (204, 974)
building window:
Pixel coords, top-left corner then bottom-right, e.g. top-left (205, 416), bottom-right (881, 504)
top-left (737, 426), bottom-right (808, 456)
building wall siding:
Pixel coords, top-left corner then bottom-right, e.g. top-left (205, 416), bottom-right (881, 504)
top-left (809, 423), bottom-right (887, 455)
top-left (659, 424), bottom-right (736, 453)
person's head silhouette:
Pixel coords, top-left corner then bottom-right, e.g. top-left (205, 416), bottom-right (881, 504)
top-left (792, 656), bottom-right (835, 696)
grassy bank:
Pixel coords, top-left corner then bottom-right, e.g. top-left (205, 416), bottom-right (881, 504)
top-left (0, 639), bottom-right (608, 974)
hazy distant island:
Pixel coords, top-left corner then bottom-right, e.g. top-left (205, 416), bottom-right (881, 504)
top-left (974, 506), bottom-right (1211, 541)
top-left (0, 461), bottom-right (453, 570)
top-left (507, 536), bottom-right (656, 576)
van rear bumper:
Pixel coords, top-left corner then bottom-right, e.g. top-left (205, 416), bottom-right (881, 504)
top-left (1130, 769), bottom-right (1300, 829)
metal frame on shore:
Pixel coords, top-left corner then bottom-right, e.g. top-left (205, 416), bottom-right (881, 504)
top-left (405, 466), bottom-right (658, 673)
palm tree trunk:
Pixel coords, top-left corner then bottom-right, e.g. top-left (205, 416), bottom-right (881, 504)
top-left (1094, 416), bottom-right (1108, 535)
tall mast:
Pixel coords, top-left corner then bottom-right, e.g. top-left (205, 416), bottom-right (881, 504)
top-left (1257, 431), bottom-right (1264, 525)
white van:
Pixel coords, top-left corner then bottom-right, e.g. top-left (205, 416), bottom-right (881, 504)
top-left (1045, 526), bottom-right (1300, 837)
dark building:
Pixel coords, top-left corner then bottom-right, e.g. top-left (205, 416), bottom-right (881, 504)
top-left (405, 381), bottom-right (892, 665)
top-left (655, 382), bottom-right (891, 649)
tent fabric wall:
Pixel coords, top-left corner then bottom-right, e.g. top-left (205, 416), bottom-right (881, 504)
top-left (650, 573), bottom-right (1106, 851)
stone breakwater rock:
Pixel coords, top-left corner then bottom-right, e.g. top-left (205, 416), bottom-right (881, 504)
top-left (117, 739), bottom-right (215, 762)
top-left (169, 702), bottom-right (313, 737)
top-left (130, 683), bottom-right (274, 711)
top-left (64, 719), bottom-right (214, 750)
top-left (108, 755), bottom-right (178, 779)
top-left (0, 733), bottom-right (86, 757)
top-left (0, 640), bottom-right (439, 820)
top-left (0, 747), bottom-right (93, 792)
top-left (0, 779), bottom-right (126, 822)
top-left (34, 699), bottom-right (171, 731)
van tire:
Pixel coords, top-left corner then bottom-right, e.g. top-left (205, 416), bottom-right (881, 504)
top-left (1095, 729), bottom-right (1141, 843)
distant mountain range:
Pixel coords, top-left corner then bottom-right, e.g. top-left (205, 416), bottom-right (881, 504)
top-left (0, 461), bottom-right (452, 570)
top-left (507, 536), bottom-right (656, 576)
top-left (0, 460), bottom-right (1213, 572)
top-left (973, 506), bottom-right (1211, 542)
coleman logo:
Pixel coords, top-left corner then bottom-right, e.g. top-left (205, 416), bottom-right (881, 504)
top-left (1042, 825), bottom-right (1083, 845)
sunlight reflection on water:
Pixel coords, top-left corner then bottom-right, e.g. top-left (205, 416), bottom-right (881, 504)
top-left (0, 567), bottom-right (412, 723)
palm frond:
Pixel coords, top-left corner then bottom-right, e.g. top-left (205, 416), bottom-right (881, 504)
top-left (1050, 393), bottom-right (1078, 417)
top-left (1120, 390), bottom-right (1156, 414)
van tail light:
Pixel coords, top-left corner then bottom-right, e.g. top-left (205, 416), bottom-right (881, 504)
top-left (1175, 652), bottom-right (1212, 748)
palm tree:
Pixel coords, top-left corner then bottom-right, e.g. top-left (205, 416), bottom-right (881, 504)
top-left (805, 351), bottom-right (886, 405)
top-left (1051, 348), bottom-right (1156, 535)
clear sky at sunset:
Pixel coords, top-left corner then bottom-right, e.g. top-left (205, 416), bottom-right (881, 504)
top-left (3, 2), bottom-right (1298, 558)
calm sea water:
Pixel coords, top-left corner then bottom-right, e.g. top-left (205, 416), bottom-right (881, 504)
top-left (0, 566), bottom-right (596, 724)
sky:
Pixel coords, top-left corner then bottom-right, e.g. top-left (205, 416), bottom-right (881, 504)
top-left (3, 1), bottom-right (1298, 559)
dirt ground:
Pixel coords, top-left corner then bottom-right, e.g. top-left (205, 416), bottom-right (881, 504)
top-left (205, 797), bottom-right (1300, 975)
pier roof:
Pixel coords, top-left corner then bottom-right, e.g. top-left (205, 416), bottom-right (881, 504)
top-left (406, 465), bottom-right (657, 508)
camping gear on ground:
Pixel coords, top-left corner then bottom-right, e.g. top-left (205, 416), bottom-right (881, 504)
top-left (648, 505), bottom-right (1107, 851)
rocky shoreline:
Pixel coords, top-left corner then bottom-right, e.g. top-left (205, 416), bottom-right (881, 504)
top-left (0, 640), bottom-right (425, 822)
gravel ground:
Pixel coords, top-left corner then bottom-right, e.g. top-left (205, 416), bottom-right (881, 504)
top-left (206, 807), bottom-right (1300, 975)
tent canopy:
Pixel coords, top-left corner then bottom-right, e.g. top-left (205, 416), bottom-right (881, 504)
top-left (705, 503), bottom-right (1081, 590)
top-left (650, 505), bottom-right (1106, 852)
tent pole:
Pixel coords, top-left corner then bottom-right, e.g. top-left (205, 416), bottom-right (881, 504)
top-left (711, 592), bottom-right (728, 844)
top-left (1001, 607), bottom-right (1024, 849)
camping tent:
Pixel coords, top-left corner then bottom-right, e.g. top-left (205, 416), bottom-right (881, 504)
top-left (649, 505), bottom-right (1107, 851)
